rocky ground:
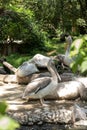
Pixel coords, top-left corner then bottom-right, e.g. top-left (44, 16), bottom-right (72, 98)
top-left (0, 79), bottom-right (87, 130)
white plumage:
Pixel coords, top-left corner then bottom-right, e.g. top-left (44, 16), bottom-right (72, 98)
top-left (16, 62), bottom-right (39, 77)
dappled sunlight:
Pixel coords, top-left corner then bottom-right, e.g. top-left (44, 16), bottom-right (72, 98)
top-left (0, 83), bottom-right (14, 96)
top-left (0, 81), bottom-right (46, 111)
top-left (0, 82), bottom-right (25, 100)
top-left (8, 103), bottom-right (21, 111)
top-left (0, 74), bottom-right (17, 83)
top-left (8, 99), bottom-right (46, 111)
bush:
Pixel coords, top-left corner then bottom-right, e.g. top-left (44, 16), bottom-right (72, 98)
top-left (0, 101), bottom-right (20, 130)
top-left (70, 35), bottom-right (87, 75)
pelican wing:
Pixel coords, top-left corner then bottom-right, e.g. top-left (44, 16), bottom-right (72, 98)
top-left (16, 62), bottom-right (39, 77)
top-left (35, 78), bottom-right (51, 94)
top-left (23, 77), bottom-right (51, 97)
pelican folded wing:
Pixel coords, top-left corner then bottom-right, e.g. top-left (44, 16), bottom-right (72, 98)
top-left (16, 62), bottom-right (39, 77)
top-left (22, 77), bottom-right (51, 98)
top-left (35, 78), bottom-right (51, 94)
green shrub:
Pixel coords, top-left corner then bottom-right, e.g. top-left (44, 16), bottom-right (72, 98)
top-left (0, 101), bottom-right (20, 130)
top-left (70, 35), bottom-right (87, 75)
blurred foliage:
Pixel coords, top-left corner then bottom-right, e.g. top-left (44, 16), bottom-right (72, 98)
top-left (6, 53), bottom-right (32, 67)
top-left (5, 42), bottom-right (64, 68)
top-left (70, 35), bottom-right (87, 75)
top-left (77, 18), bottom-right (86, 27)
top-left (0, 0), bottom-right (87, 50)
top-left (0, 101), bottom-right (8, 115)
top-left (0, 101), bottom-right (20, 130)
top-left (0, 0), bottom-right (87, 75)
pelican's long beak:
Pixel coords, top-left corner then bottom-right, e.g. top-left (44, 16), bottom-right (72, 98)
top-left (57, 72), bottom-right (61, 81)
top-left (53, 64), bottom-right (61, 81)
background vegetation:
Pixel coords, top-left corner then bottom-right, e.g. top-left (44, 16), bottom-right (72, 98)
top-left (0, 0), bottom-right (87, 72)
top-left (0, 101), bottom-right (19, 130)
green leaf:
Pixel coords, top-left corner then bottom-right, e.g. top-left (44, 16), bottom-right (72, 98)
top-left (71, 38), bottom-right (83, 55)
top-left (80, 60), bottom-right (87, 73)
top-left (83, 35), bottom-right (87, 41)
top-left (0, 116), bottom-right (20, 130)
top-left (70, 61), bottom-right (77, 73)
top-left (0, 102), bottom-right (8, 115)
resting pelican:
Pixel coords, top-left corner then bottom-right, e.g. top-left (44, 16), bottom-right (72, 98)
top-left (22, 59), bottom-right (61, 105)
top-left (16, 58), bottom-right (52, 84)
top-left (16, 54), bottom-right (51, 77)
top-left (63, 35), bottom-right (73, 66)
top-left (55, 35), bottom-right (73, 67)
top-left (16, 54), bottom-right (56, 84)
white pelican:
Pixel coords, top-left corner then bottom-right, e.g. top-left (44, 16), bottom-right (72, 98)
top-left (55, 35), bottom-right (73, 67)
top-left (16, 54), bottom-right (52, 78)
top-left (63, 35), bottom-right (73, 66)
top-left (16, 54), bottom-right (57, 84)
top-left (22, 59), bottom-right (61, 105)
top-left (15, 57), bottom-right (52, 84)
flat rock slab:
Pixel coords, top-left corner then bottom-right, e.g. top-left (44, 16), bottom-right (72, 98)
top-left (0, 81), bottom-right (87, 129)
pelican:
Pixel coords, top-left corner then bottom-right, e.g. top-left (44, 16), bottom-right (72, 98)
top-left (16, 54), bottom-right (51, 78)
top-left (55, 35), bottom-right (73, 67)
top-left (63, 35), bottom-right (73, 66)
top-left (16, 59), bottom-right (52, 84)
top-left (22, 59), bottom-right (61, 105)
top-left (16, 54), bottom-right (56, 84)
